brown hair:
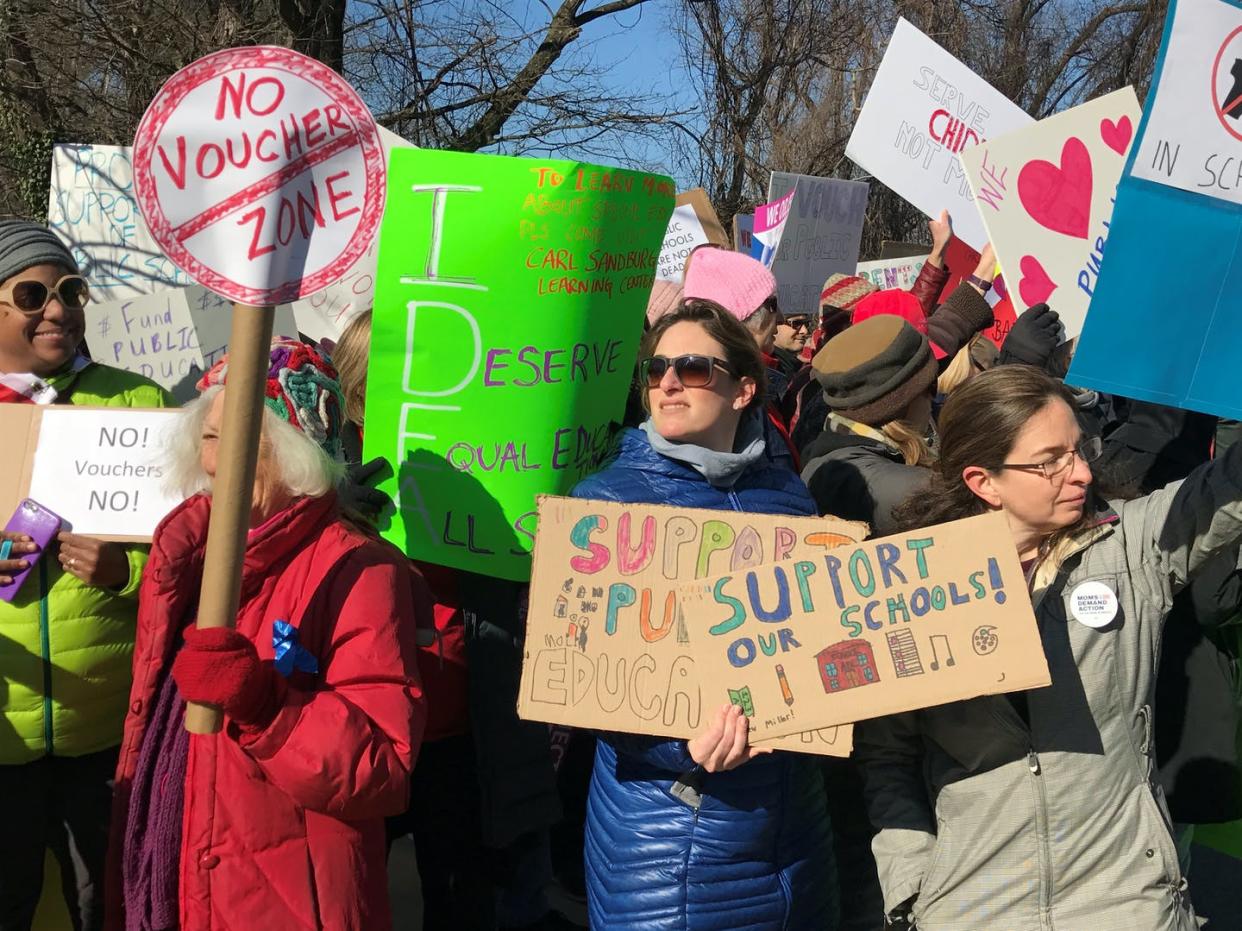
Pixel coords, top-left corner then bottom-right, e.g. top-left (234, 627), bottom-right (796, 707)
top-left (332, 310), bottom-right (371, 426)
top-left (894, 365), bottom-right (1080, 531)
top-left (641, 299), bottom-right (768, 412)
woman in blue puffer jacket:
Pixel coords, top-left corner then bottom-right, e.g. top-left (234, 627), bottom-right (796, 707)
top-left (572, 299), bottom-right (838, 930)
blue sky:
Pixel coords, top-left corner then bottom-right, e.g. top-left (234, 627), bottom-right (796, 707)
top-left (508, 0), bottom-right (694, 178)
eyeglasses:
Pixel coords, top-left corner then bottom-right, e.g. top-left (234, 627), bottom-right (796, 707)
top-left (783, 315), bottom-right (811, 331)
top-left (0, 275), bottom-right (90, 314)
top-left (997, 436), bottom-right (1103, 479)
top-left (640, 354), bottom-right (737, 389)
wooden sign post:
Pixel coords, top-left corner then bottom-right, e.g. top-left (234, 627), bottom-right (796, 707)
top-left (131, 45), bottom-right (386, 734)
top-left (184, 303), bottom-right (274, 733)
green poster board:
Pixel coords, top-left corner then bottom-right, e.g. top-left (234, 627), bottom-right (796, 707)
top-left (363, 149), bottom-right (675, 580)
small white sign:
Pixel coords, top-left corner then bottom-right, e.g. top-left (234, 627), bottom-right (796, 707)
top-left (27, 409), bottom-right (182, 538)
top-left (1131, 0), bottom-right (1242, 207)
top-left (87, 286), bottom-right (296, 395)
top-left (656, 204), bottom-right (710, 283)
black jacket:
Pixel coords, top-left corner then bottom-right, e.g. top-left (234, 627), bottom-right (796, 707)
top-left (800, 429), bottom-right (929, 534)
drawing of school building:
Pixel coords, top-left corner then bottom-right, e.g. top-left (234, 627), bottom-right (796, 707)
top-left (817, 640), bottom-right (880, 693)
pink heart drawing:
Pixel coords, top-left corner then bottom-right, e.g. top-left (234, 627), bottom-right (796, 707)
top-left (1018, 137), bottom-right (1093, 240)
top-left (1019, 255), bottom-right (1058, 307)
top-left (1100, 116), bottom-right (1133, 155)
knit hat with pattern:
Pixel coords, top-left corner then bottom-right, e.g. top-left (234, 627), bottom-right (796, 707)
top-left (812, 315), bottom-right (937, 426)
top-left (819, 273), bottom-right (876, 312)
top-left (197, 337), bottom-right (346, 462)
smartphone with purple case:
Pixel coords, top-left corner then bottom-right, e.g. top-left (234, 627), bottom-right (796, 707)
top-left (0, 499), bottom-right (62, 602)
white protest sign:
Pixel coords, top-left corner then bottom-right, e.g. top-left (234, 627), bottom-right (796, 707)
top-left (131, 45), bottom-right (386, 306)
top-left (49, 128), bottom-right (410, 339)
top-left (961, 88), bottom-right (1141, 339)
top-left (1132, 0), bottom-right (1242, 207)
top-left (26, 409), bottom-right (181, 539)
top-left (856, 255), bottom-right (928, 290)
top-left (48, 144), bottom-right (190, 303)
top-left (766, 173), bottom-right (869, 314)
top-left (87, 286), bottom-right (297, 395)
top-left (845, 18), bottom-right (1032, 249)
top-left (656, 190), bottom-right (727, 284)
top-left (656, 204), bottom-right (709, 282)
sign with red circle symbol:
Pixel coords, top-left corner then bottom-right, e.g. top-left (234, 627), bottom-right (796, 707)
top-left (1213, 24), bottom-right (1242, 141)
top-left (132, 46), bottom-right (385, 307)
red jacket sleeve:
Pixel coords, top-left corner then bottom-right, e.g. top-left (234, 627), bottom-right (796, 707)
top-left (237, 548), bottom-right (427, 820)
top-left (908, 259), bottom-right (950, 317)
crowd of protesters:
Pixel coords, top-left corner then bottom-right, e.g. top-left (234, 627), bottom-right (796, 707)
top-left (0, 205), bottom-right (1239, 931)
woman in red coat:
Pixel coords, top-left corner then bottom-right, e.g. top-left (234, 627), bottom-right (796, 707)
top-left (107, 339), bottom-right (427, 931)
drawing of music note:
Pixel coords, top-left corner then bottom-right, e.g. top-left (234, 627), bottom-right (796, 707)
top-left (929, 634), bottom-right (956, 671)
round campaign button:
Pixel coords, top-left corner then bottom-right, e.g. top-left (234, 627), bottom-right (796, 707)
top-left (1069, 580), bottom-right (1119, 629)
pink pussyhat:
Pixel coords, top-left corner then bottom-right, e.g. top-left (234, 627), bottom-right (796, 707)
top-left (682, 246), bottom-right (777, 322)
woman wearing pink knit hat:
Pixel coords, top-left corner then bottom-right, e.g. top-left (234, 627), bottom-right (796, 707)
top-left (682, 245), bottom-right (800, 469)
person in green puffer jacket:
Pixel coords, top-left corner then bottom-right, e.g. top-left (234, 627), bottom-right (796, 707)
top-left (0, 220), bottom-right (172, 931)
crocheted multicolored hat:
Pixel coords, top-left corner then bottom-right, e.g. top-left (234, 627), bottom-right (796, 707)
top-left (196, 337), bottom-right (346, 463)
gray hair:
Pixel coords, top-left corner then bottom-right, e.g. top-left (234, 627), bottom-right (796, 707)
top-left (742, 303), bottom-right (777, 334)
top-left (164, 386), bottom-right (345, 500)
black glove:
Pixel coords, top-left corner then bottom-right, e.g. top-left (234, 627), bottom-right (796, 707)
top-left (998, 303), bottom-right (1062, 369)
top-left (339, 457), bottom-right (393, 519)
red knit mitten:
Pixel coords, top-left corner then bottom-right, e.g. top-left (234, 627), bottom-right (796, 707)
top-left (172, 627), bottom-right (286, 731)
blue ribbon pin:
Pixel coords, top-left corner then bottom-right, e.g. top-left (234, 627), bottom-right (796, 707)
top-left (272, 620), bottom-right (319, 678)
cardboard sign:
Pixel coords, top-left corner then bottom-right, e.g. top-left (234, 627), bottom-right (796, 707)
top-left (131, 46), bottom-right (385, 306)
top-left (518, 496), bottom-right (866, 754)
top-left (0, 406), bottom-right (181, 541)
top-left (845, 18), bottom-right (1032, 250)
top-left (1067, 0), bottom-right (1242, 418)
top-left (362, 150), bottom-right (674, 580)
top-left (856, 255), bottom-right (928, 291)
top-left (48, 132), bottom-right (411, 339)
top-left (656, 189), bottom-right (727, 283)
top-left (767, 173), bottom-right (869, 314)
top-left (88, 286), bottom-right (297, 396)
top-left (682, 512), bottom-right (1049, 740)
top-left (961, 88), bottom-right (1141, 340)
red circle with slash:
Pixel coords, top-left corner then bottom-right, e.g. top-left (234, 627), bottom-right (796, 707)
top-left (132, 46), bottom-right (385, 306)
top-left (1213, 25), bottom-right (1242, 143)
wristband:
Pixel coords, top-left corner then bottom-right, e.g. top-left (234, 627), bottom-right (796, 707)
top-left (966, 274), bottom-right (993, 293)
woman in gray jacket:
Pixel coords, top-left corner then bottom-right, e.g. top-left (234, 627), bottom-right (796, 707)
top-left (861, 365), bottom-right (1229, 931)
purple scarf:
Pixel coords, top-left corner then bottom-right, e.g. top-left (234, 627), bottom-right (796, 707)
top-left (122, 664), bottom-right (189, 931)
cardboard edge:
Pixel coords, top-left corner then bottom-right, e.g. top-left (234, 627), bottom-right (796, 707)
top-left (677, 189), bottom-right (729, 247)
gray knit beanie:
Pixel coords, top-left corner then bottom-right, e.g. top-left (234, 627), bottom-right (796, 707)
top-left (0, 220), bottom-right (79, 285)
top-left (812, 315), bottom-right (937, 426)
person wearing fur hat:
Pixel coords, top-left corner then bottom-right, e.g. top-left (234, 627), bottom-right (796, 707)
top-left (683, 245), bottom-right (800, 468)
top-left (801, 315), bottom-right (938, 536)
top-left (0, 220), bottom-right (173, 930)
top-left (106, 339), bottom-right (427, 931)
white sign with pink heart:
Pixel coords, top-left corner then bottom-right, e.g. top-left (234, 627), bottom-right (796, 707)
top-left (960, 87), bottom-right (1142, 340)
